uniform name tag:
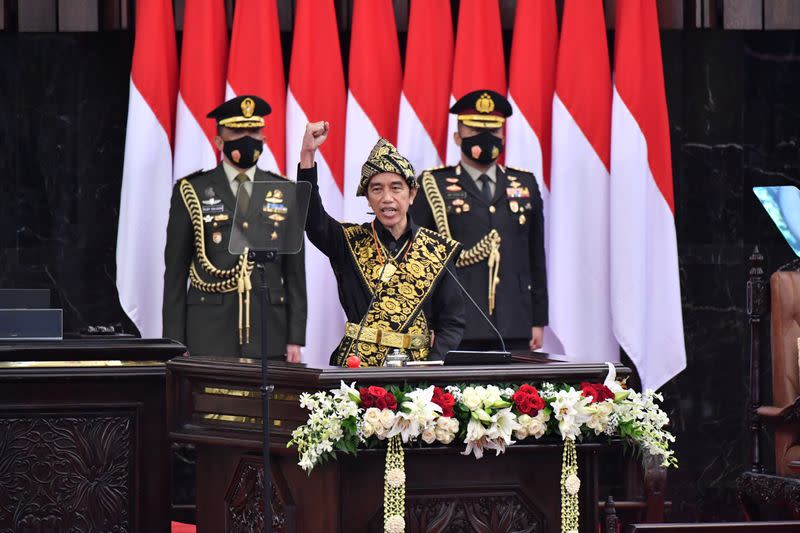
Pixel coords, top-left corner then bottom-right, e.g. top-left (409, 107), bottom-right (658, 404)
top-left (202, 204), bottom-right (224, 214)
top-left (445, 191), bottom-right (467, 200)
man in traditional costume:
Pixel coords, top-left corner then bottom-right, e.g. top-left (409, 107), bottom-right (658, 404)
top-left (297, 121), bottom-right (465, 367)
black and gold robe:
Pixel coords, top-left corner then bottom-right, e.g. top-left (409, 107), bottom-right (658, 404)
top-left (298, 164), bottom-right (465, 366)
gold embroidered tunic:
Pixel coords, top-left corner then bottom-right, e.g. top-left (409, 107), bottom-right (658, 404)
top-left (298, 164), bottom-right (465, 367)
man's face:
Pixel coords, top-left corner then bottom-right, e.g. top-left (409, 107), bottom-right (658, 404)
top-left (366, 172), bottom-right (417, 229)
top-left (454, 123), bottom-right (504, 146)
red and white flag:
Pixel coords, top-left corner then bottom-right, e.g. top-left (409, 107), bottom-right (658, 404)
top-left (116, 0), bottom-right (178, 337)
top-left (343, 0), bottom-right (402, 222)
top-left (173, 0), bottom-right (228, 180)
top-left (506, 0), bottom-right (557, 209)
top-left (286, 0), bottom-right (346, 367)
top-left (611, 0), bottom-right (685, 390)
top-left (226, 0), bottom-right (285, 174)
top-left (548, 0), bottom-right (618, 362)
top-left (445, 0), bottom-right (506, 164)
top-left (396, 0), bottom-right (453, 175)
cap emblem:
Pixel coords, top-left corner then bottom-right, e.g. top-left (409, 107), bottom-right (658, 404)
top-left (476, 92), bottom-right (495, 114)
top-left (241, 97), bottom-right (255, 118)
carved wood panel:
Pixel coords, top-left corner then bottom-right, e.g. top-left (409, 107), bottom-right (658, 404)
top-left (0, 414), bottom-right (133, 532)
top-left (369, 492), bottom-right (544, 533)
top-left (225, 460), bottom-right (288, 533)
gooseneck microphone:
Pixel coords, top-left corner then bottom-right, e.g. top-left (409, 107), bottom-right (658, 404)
top-left (425, 242), bottom-right (508, 354)
top-left (351, 240), bottom-right (397, 363)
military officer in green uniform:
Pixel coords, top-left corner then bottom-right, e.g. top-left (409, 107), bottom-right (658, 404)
top-left (163, 95), bottom-right (307, 361)
top-left (411, 89), bottom-right (548, 352)
top-left (298, 121), bottom-right (465, 366)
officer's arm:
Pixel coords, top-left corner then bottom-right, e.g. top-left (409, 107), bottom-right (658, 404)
top-left (282, 242), bottom-right (307, 346)
top-left (428, 261), bottom-right (466, 359)
top-left (162, 182), bottom-right (193, 343)
top-left (529, 178), bottom-right (549, 326)
top-left (296, 163), bottom-right (347, 264)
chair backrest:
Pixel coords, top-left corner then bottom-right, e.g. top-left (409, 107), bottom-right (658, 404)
top-left (628, 521), bottom-right (800, 532)
top-left (770, 271), bottom-right (800, 407)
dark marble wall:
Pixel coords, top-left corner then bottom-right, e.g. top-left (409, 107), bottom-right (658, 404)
top-left (2, 30), bottom-right (800, 523)
top-left (0, 33), bottom-right (135, 334)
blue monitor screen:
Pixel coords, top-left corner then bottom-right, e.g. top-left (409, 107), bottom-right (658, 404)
top-left (753, 186), bottom-right (800, 258)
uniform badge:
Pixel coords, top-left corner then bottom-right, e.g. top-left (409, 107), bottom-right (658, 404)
top-left (202, 197), bottom-right (221, 206)
top-left (203, 214), bottom-right (214, 223)
top-left (204, 186), bottom-right (215, 198)
top-left (452, 198), bottom-right (465, 207)
top-left (212, 231), bottom-right (223, 244)
top-left (214, 214), bottom-right (230, 222)
top-left (241, 97), bottom-right (255, 118)
top-left (510, 201), bottom-right (519, 213)
top-left (476, 92), bottom-right (496, 114)
top-left (446, 184), bottom-right (462, 192)
top-left (446, 177), bottom-right (459, 183)
top-left (519, 214), bottom-right (527, 225)
top-left (462, 203), bottom-right (471, 213)
top-left (455, 207), bottom-right (462, 214)
top-left (271, 231), bottom-right (279, 241)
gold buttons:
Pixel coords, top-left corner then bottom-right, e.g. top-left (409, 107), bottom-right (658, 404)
top-left (489, 205), bottom-right (496, 213)
top-left (243, 221), bottom-right (249, 229)
top-left (200, 296), bottom-right (205, 302)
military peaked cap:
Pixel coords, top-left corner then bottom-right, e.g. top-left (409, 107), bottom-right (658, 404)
top-left (449, 89), bottom-right (512, 129)
top-left (207, 95), bottom-right (271, 129)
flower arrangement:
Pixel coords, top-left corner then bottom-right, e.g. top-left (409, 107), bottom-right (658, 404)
top-left (288, 363), bottom-right (677, 533)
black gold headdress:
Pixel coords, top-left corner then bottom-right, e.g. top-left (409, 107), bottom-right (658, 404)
top-left (357, 138), bottom-right (417, 196)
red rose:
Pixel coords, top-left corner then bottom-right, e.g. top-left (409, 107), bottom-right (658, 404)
top-left (368, 386), bottom-right (388, 399)
top-left (385, 392), bottom-right (398, 411)
top-left (375, 396), bottom-right (388, 410)
top-left (580, 382), bottom-right (613, 403)
top-left (512, 384), bottom-right (544, 416)
top-left (359, 387), bottom-right (374, 408)
top-left (431, 386), bottom-right (455, 417)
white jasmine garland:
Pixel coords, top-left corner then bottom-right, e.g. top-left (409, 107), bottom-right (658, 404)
top-left (385, 515), bottom-right (404, 533)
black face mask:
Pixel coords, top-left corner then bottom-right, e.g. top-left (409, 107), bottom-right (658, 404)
top-left (460, 131), bottom-right (504, 165)
top-left (223, 135), bottom-right (263, 169)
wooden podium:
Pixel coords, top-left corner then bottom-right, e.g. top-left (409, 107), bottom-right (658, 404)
top-left (167, 355), bottom-right (638, 533)
top-left (0, 338), bottom-right (186, 533)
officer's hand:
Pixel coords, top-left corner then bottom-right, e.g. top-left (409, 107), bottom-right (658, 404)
top-left (286, 344), bottom-right (302, 363)
top-left (300, 121), bottom-right (329, 168)
top-left (530, 327), bottom-right (544, 352)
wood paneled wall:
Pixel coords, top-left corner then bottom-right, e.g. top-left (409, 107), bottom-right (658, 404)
top-left (0, 0), bottom-right (798, 32)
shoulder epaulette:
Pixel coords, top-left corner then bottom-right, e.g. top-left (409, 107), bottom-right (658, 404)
top-left (422, 165), bottom-right (453, 176)
top-left (263, 170), bottom-right (290, 181)
top-left (181, 169), bottom-right (207, 181)
top-left (505, 165), bottom-right (536, 177)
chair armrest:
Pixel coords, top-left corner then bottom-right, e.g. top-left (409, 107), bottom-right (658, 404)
top-left (756, 396), bottom-right (800, 422)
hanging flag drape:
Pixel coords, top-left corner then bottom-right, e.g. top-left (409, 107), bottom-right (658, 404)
top-left (173, 0), bottom-right (228, 181)
top-left (445, 0), bottom-right (506, 164)
top-left (396, 0), bottom-right (453, 176)
top-left (116, 0), bottom-right (178, 337)
top-left (611, 0), bottom-right (686, 390)
top-left (548, 0), bottom-right (619, 362)
top-left (226, 0), bottom-right (286, 175)
top-left (343, 0), bottom-right (402, 223)
top-left (286, 0), bottom-right (347, 368)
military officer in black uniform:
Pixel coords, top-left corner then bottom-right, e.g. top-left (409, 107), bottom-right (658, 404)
top-left (411, 89), bottom-right (548, 352)
top-left (298, 122), bottom-right (465, 366)
top-left (163, 95), bottom-right (307, 361)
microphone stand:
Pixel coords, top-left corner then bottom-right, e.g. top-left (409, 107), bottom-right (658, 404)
top-left (247, 249), bottom-right (277, 533)
top-left (426, 243), bottom-right (508, 354)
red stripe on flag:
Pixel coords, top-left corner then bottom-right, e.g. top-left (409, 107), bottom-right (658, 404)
top-left (555, 0), bottom-right (611, 171)
top-left (349, 0), bottom-right (402, 143)
top-left (614, 0), bottom-right (674, 213)
top-left (402, 0), bottom-right (453, 162)
top-left (178, 0), bottom-right (228, 151)
top-left (289, 0), bottom-right (346, 190)
top-left (130, 0), bottom-right (177, 144)
top-left (228, 0), bottom-right (286, 174)
top-left (452, 0), bottom-right (506, 98)
top-left (509, 0), bottom-right (557, 187)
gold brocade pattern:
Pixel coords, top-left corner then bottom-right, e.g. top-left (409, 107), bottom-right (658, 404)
top-left (335, 225), bottom-right (460, 367)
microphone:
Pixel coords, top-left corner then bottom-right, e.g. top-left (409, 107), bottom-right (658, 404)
top-left (351, 240), bottom-right (397, 363)
top-left (425, 242), bottom-right (508, 354)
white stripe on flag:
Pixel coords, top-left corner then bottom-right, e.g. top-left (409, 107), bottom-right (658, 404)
top-left (286, 89), bottom-right (345, 368)
top-left (445, 94), bottom-right (458, 164)
top-left (396, 92), bottom-right (441, 176)
top-left (548, 94), bottom-right (618, 362)
top-left (610, 88), bottom-right (685, 390)
top-left (173, 93), bottom-right (218, 181)
top-left (116, 81), bottom-right (172, 338)
top-left (343, 92), bottom-right (378, 224)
